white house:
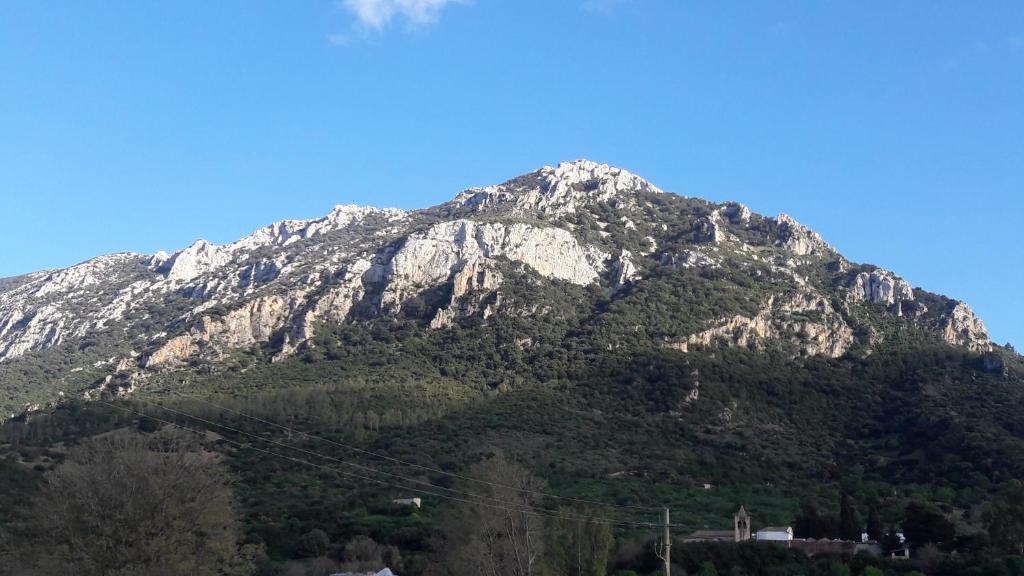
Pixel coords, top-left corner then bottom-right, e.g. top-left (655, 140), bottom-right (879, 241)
top-left (392, 497), bottom-right (422, 509)
top-left (755, 526), bottom-right (794, 542)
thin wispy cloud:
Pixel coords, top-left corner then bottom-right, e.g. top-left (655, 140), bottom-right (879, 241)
top-left (342, 0), bottom-right (463, 30)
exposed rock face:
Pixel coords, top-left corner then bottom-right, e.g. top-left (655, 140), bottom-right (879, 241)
top-left (850, 269), bottom-right (915, 306)
top-left (453, 159), bottom-right (663, 216)
top-left (942, 302), bottom-right (991, 352)
top-left (775, 214), bottom-right (832, 256)
top-left (161, 240), bottom-right (233, 283)
top-left (681, 291), bottom-right (855, 358)
top-left (695, 215), bottom-right (726, 243)
top-left (196, 295), bottom-right (295, 348)
top-left (660, 250), bottom-right (720, 269)
top-left (146, 335), bottom-right (198, 368)
top-left (291, 259), bottom-right (374, 344)
top-left (613, 250), bottom-right (640, 286)
top-left (0, 253), bottom-right (150, 359)
top-left (146, 296), bottom-right (296, 367)
top-left (379, 220), bottom-right (608, 312)
top-left (0, 304), bottom-right (66, 359)
top-left (231, 205), bottom-right (406, 251)
top-left (429, 260), bottom-right (503, 328)
top-left (721, 202), bottom-right (751, 224)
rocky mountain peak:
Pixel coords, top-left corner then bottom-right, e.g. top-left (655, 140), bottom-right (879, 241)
top-left (157, 239), bottom-right (232, 283)
top-left (452, 158), bottom-right (663, 216)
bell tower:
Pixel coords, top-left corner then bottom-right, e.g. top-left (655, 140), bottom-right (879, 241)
top-left (734, 506), bottom-right (752, 542)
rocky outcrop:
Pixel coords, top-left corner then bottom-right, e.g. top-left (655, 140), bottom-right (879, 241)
top-left (775, 214), bottom-right (832, 256)
top-left (680, 292), bottom-right (855, 358)
top-left (292, 259), bottom-right (374, 343)
top-left (159, 240), bottom-right (233, 283)
top-left (660, 250), bottom-right (720, 269)
top-left (146, 335), bottom-right (198, 368)
top-left (941, 302), bottom-right (991, 352)
top-left (850, 269), bottom-right (914, 307)
top-left (612, 250), bottom-right (640, 287)
top-left (231, 205), bottom-right (406, 251)
top-left (196, 295), bottom-right (294, 348)
top-left (429, 260), bottom-right (503, 328)
top-left (146, 295), bottom-right (298, 367)
top-left (695, 215), bottom-right (726, 243)
top-left (453, 159), bottom-right (663, 216)
top-left (0, 305), bottom-right (66, 359)
top-left (379, 220), bottom-right (608, 312)
top-left (33, 253), bottom-right (139, 297)
top-left (721, 202), bottom-right (751, 224)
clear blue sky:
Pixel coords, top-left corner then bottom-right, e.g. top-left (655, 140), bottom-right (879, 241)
top-left (1, 1), bottom-right (1022, 348)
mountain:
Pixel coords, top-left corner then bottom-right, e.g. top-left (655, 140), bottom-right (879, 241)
top-left (0, 160), bottom-right (1000, 418)
top-left (3, 160), bottom-right (1023, 573)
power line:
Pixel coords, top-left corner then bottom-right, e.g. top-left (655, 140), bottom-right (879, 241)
top-left (106, 399), bottom-right (659, 529)
top-left (135, 397), bottom-right (582, 515)
top-left (179, 393), bottom-right (662, 512)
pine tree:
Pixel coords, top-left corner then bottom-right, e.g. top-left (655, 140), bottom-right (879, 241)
top-left (839, 494), bottom-right (861, 541)
top-left (866, 505), bottom-right (884, 543)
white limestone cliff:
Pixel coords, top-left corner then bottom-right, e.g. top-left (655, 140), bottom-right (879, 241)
top-left (379, 219), bottom-right (608, 312)
top-left (775, 213), bottom-right (832, 256)
top-left (850, 269), bottom-right (915, 306)
top-left (429, 260), bottom-right (503, 329)
top-left (942, 302), bottom-right (991, 352)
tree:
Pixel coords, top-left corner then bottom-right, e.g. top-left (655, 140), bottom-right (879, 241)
top-left (984, 480), bottom-right (1024, 555)
top-left (435, 454), bottom-right (546, 576)
top-left (865, 505), bottom-right (884, 543)
top-left (839, 493), bottom-right (861, 541)
top-left (22, 431), bottom-right (250, 576)
top-left (881, 524), bottom-right (901, 553)
top-left (695, 561), bottom-right (719, 576)
top-left (829, 562), bottom-right (851, 576)
top-left (902, 502), bottom-right (955, 549)
top-left (297, 528), bottom-right (331, 558)
top-left (549, 507), bottom-right (613, 576)
top-left (793, 502), bottom-right (821, 539)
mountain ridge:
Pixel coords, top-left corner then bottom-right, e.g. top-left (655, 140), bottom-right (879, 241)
top-left (0, 159), bottom-right (1001, 418)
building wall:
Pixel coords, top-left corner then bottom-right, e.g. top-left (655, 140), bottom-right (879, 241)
top-left (756, 531), bottom-right (793, 542)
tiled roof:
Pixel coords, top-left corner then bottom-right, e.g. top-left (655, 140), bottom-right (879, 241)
top-left (685, 530), bottom-right (735, 539)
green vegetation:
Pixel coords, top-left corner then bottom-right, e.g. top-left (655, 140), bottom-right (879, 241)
top-left (2, 300), bottom-right (1021, 574)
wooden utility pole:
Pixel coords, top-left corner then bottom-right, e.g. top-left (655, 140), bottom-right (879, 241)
top-left (652, 506), bottom-right (671, 576)
top-left (663, 507), bottom-right (671, 576)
